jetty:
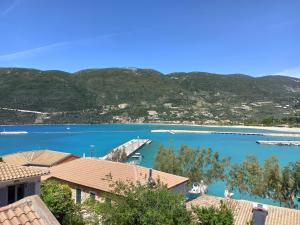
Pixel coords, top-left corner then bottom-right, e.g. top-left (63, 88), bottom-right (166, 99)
top-left (256, 140), bottom-right (300, 146)
top-left (151, 129), bottom-right (300, 138)
top-left (103, 139), bottom-right (152, 160)
top-left (0, 131), bottom-right (28, 135)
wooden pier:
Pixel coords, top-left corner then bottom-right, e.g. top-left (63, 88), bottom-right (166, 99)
top-left (256, 140), bottom-right (300, 146)
top-left (103, 139), bottom-right (152, 160)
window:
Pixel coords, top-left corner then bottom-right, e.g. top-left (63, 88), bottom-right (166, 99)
top-left (7, 185), bottom-right (15, 204)
top-left (25, 182), bottom-right (36, 196)
top-left (17, 184), bottom-right (25, 200)
top-left (76, 188), bottom-right (81, 204)
top-left (90, 192), bottom-right (96, 200)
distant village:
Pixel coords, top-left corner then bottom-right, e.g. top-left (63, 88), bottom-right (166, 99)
top-left (2, 98), bottom-right (299, 126)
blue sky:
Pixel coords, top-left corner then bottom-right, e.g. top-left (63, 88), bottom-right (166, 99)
top-left (0, 0), bottom-right (299, 76)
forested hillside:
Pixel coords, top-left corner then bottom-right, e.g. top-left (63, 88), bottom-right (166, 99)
top-left (0, 67), bottom-right (299, 125)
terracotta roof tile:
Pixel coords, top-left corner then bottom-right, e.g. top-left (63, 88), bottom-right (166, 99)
top-left (0, 163), bottom-right (49, 182)
top-left (2, 150), bottom-right (78, 167)
top-left (187, 194), bottom-right (300, 225)
top-left (0, 195), bottom-right (60, 225)
top-left (47, 158), bottom-right (188, 192)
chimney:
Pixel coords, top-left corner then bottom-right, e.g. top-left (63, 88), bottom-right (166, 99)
top-left (149, 168), bottom-right (153, 180)
top-left (148, 168), bottom-right (156, 187)
top-left (252, 203), bottom-right (268, 225)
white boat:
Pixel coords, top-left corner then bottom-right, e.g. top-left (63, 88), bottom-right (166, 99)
top-left (188, 181), bottom-right (208, 195)
top-left (132, 153), bottom-right (143, 159)
top-left (224, 188), bottom-right (234, 198)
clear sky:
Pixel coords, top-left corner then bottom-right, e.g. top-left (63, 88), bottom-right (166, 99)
top-left (0, 0), bottom-right (299, 76)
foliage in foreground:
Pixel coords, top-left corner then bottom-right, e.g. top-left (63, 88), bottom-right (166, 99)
top-left (192, 201), bottom-right (234, 225)
top-left (154, 144), bottom-right (300, 209)
top-left (87, 181), bottom-right (192, 225)
top-left (41, 180), bottom-right (84, 225)
top-left (83, 181), bottom-right (234, 225)
top-left (154, 145), bottom-right (230, 184)
top-left (228, 156), bottom-right (300, 208)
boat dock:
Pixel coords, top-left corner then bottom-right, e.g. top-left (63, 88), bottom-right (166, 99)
top-left (103, 139), bottom-right (152, 160)
top-left (256, 140), bottom-right (300, 146)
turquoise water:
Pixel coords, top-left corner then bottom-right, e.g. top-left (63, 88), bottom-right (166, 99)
top-left (1, 124), bottom-right (300, 205)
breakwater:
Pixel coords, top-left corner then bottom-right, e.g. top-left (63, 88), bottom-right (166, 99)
top-left (256, 140), bottom-right (300, 146)
top-left (151, 129), bottom-right (300, 138)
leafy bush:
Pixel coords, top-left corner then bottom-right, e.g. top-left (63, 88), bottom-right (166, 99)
top-left (192, 201), bottom-right (234, 225)
top-left (40, 180), bottom-right (84, 225)
top-left (85, 181), bottom-right (192, 225)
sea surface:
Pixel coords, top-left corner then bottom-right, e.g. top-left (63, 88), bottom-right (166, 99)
top-left (1, 124), bottom-right (300, 206)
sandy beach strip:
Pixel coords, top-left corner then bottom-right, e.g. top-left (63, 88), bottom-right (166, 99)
top-left (0, 131), bottom-right (28, 135)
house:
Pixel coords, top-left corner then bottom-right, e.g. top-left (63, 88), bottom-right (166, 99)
top-left (0, 195), bottom-right (60, 225)
top-left (187, 194), bottom-right (300, 225)
top-left (0, 163), bottom-right (49, 207)
top-left (118, 103), bottom-right (129, 109)
top-left (45, 158), bottom-right (189, 203)
top-left (1, 150), bottom-right (79, 168)
top-left (147, 110), bottom-right (159, 120)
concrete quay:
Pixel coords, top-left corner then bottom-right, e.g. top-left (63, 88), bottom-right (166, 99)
top-left (103, 139), bottom-right (151, 160)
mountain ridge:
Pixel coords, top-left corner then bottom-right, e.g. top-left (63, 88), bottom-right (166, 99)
top-left (0, 67), bottom-right (299, 125)
top-left (1, 66), bottom-right (297, 78)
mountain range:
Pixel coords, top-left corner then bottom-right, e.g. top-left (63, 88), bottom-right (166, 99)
top-left (0, 67), bottom-right (299, 125)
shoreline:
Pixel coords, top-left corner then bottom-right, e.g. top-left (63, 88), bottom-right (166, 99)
top-left (0, 131), bottom-right (28, 135)
top-left (1, 122), bottom-right (300, 133)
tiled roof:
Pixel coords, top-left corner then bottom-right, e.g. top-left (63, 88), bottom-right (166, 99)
top-left (2, 150), bottom-right (78, 167)
top-left (0, 163), bottom-right (49, 182)
top-left (0, 195), bottom-right (60, 225)
top-left (47, 158), bottom-right (188, 192)
top-left (187, 194), bottom-right (300, 225)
